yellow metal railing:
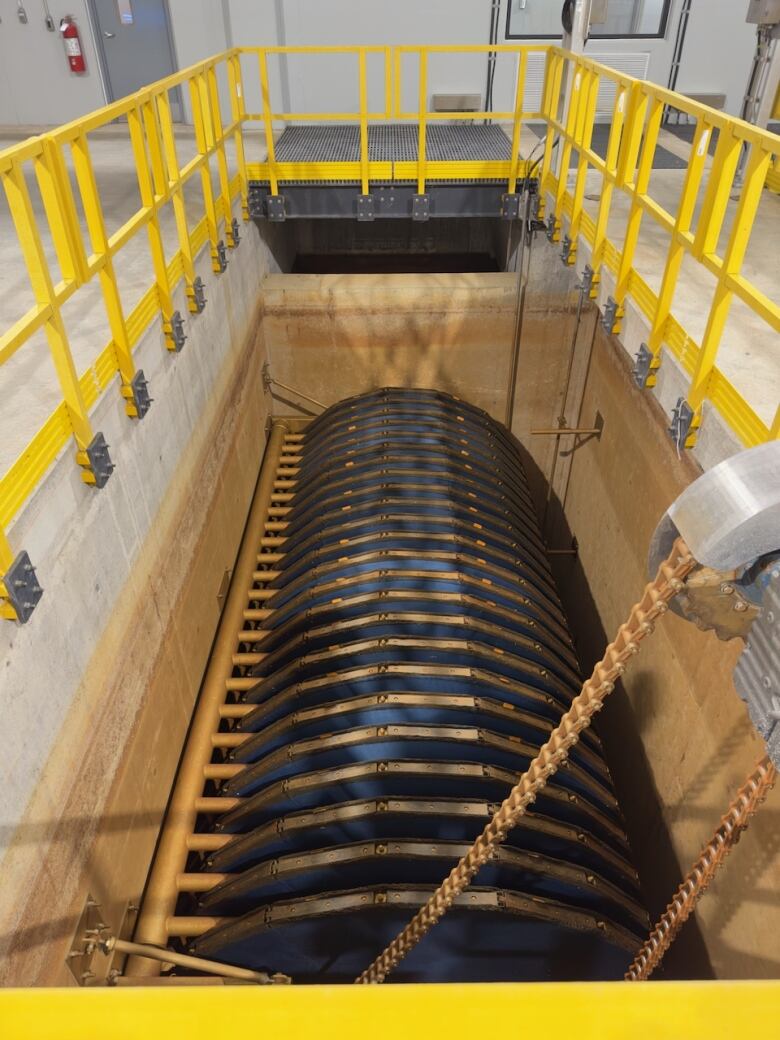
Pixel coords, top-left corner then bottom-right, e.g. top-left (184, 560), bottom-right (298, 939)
top-left (538, 47), bottom-right (780, 448)
top-left (0, 43), bottom-right (778, 619)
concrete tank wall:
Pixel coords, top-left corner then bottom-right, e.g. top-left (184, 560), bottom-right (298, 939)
top-left (0, 216), bottom-right (288, 985)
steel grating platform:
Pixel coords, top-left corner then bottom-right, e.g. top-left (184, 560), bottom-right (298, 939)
top-left (180, 388), bottom-right (649, 983)
top-left (248, 122), bottom-right (527, 220)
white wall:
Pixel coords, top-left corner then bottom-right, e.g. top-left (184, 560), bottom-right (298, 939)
top-left (0, 2), bottom-right (104, 126)
top-left (0, 0), bottom-right (762, 128)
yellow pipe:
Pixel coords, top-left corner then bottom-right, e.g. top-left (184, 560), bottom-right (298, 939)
top-left (129, 420), bottom-right (287, 973)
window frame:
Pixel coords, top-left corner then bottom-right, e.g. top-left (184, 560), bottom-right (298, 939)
top-left (504, 0), bottom-right (673, 41)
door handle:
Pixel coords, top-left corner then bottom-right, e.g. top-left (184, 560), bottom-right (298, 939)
top-left (103, 30), bottom-right (115, 38)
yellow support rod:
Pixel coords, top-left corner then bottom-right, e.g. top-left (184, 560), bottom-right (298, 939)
top-left (589, 83), bottom-right (629, 277)
top-left (417, 50), bottom-right (428, 196)
top-left (566, 65), bottom-right (600, 256)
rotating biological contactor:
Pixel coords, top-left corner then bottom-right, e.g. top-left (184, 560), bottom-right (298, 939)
top-left (185, 388), bottom-right (647, 981)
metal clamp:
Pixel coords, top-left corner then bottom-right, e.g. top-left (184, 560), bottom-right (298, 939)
top-left (356, 194), bottom-right (375, 222)
top-left (166, 310), bottom-right (186, 352)
top-left (545, 212), bottom-right (557, 241)
top-left (668, 397), bottom-right (697, 452)
top-left (231, 216), bottom-right (241, 246)
top-left (560, 234), bottom-right (573, 265)
top-left (411, 194), bottom-right (430, 221)
top-left (247, 184), bottom-right (265, 220)
top-left (2, 550), bottom-right (43, 624)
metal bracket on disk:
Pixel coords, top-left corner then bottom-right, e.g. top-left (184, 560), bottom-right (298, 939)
top-left (632, 343), bottom-right (657, 389)
top-left (214, 240), bottom-right (228, 273)
top-left (66, 894), bottom-right (108, 985)
top-left (560, 234), bottom-right (573, 265)
top-left (356, 194), bottom-right (375, 222)
top-left (164, 309), bottom-right (186, 352)
top-left (668, 396), bottom-right (697, 451)
top-left (81, 431), bottom-right (114, 489)
top-left (500, 192), bottom-right (521, 220)
top-left (230, 216), bottom-right (241, 246)
top-left (545, 212), bottom-right (557, 241)
top-left (265, 194), bottom-right (286, 222)
top-left (411, 194), bottom-right (430, 221)
top-left (1, 550), bottom-right (43, 623)
top-left (601, 295), bottom-right (620, 333)
top-left (247, 184), bottom-right (265, 219)
top-left (122, 369), bottom-right (153, 419)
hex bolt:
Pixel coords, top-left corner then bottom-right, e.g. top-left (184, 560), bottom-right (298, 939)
top-left (720, 583), bottom-right (735, 595)
top-left (734, 600), bottom-right (748, 613)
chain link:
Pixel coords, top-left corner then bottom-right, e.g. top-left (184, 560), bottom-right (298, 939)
top-left (626, 753), bottom-right (777, 981)
top-left (356, 537), bottom-right (695, 984)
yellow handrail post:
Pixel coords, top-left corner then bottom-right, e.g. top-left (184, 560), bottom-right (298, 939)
top-left (566, 65), bottom-right (599, 260)
top-left (537, 50), bottom-right (563, 221)
top-left (190, 73), bottom-right (223, 272)
top-left (417, 49), bottom-right (428, 196)
top-left (612, 89), bottom-right (662, 319)
top-left (589, 82), bottom-right (628, 281)
top-left (643, 118), bottom-right (712, 385)
top-left (206, 62), bottom-right (238, 248)
top-left (34, 139), bottom-right (88, 287)
top-left (258, 49), bottom-right (279, 196)
top-left (227, 52), bottom-right (250, 219)
top-left (553, 56), bottom-right (584, 226)
top-left (688, 143), bottom-right (772, 411)
top-left (507, 50), bottom-right (527, 195)
top-left (128, 99), bottom-right (177, 355)
top-left (156, 89), bottom-right (200, 312)
top-left (69, 132), bottom-right (136, 390)
top-left (359, 48), bottom-right (370, 196)
top-left (384, 46), bottom-right (392, 120)
top-left (0, 159), bottom-right (94, 456)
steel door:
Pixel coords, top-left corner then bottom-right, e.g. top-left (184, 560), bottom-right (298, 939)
top-left (91, 0), bottom-right (181, 118)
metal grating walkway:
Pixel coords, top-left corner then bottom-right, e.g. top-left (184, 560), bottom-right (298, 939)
top-left (274, 123), bottom-right (512, 166)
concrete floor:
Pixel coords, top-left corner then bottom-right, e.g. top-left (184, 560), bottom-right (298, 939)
top-left (0, 122), bottom-right (777, 478)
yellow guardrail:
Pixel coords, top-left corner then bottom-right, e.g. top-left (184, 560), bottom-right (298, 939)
top-left (538, 46), bottom-right (780, 448)
top-left (0, 43), bottom-right (778, 619)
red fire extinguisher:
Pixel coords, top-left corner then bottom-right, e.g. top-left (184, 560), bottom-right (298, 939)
top-left (60, 16), bottom-right (86, 74)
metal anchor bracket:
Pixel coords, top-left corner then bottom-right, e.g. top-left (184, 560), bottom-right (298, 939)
top-left (411, 194), bottom-right (430, 221)
top-left (500, 192), bottom-right (521, 220)
top-left (265, 194), bottom-right (287, 222)
top-left (214, 240), bottom-right (228, 273)
top-left (560, 234), bottom-right (573, 265)
top-left (81, 431), bottom-right (115, 489)
top-left (230, 217), bottom-right (241, 246)
top-left (633, 343), bottom-right (658, 389)
top-left (125, 369), bottom-right (153, 420)
top-left (164, 310), bottom-right (186, 352)
top-left (601, 295), bottom-right (621, 334)
top-left (188, 276), bottom-right (206, 314)
top-left (356, 194), bottom-right (375, 222)
top-left (545, 212), bottom-right (558, 242)
top-left (668, 397), bottom-right (698, 451)
top-left (579, 264), bottom-right (596, 298)
top-left (1, 550), bottom-right (43, 624)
